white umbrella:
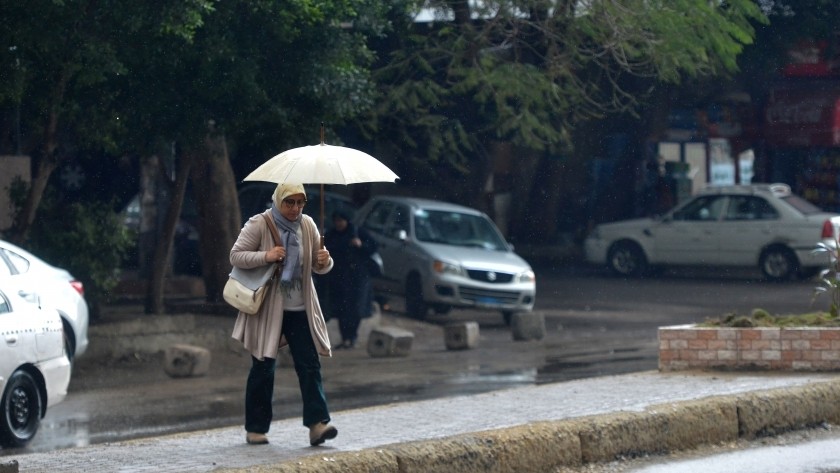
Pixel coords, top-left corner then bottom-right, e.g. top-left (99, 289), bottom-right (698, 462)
top-left (244, 144), bottom-right (398, 185)
top-left (243, 124), bottom-right (399, 239)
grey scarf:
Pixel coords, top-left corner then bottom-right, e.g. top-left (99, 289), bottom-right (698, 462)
top-left (270, 204), bottom-right (303, 292)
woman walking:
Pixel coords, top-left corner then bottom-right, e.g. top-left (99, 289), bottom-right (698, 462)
top-left (230, 183), bottom-right (338, 447)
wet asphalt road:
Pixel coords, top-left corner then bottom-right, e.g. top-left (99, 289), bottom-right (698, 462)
top-left (1, 263), bottom-right (831, 456)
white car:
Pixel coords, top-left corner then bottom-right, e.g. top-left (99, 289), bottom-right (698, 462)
top-left (0, 240), bottom-right (89, 360)
top-left (584, 183), bottom-right (840, 281)
top-left (0, 286), bottom-right (71, 448)
top-left (356, 196), bottom-right (536, 324)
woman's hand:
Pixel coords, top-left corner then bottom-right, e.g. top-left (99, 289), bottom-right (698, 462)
top-left (316, 248), bottom-right (330, 267)
top-left (265, 245), bottom-right (286, 263)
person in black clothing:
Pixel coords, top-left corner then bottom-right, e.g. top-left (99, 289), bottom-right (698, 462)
top-left (323, 209), bottom-right (378, 348)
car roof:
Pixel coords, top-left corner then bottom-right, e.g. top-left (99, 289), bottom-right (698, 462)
top-left (368, 195), bottom-right (485, 216)
top-left (696, 183), bottom-right (792, 197)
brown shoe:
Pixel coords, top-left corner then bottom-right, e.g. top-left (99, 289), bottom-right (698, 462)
top-left (246, 432), bottom-right (269, 445)
top-left (309, 422), bottom-right (337, 446)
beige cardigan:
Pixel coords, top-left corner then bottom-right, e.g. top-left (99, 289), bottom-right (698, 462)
top-left (230, 210), bottom-right (333, 360)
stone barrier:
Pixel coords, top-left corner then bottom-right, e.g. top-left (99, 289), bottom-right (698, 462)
top-left (444, 322), bottom-right (479, 350)
top-left (511, 312), bottom-right (545, 341)
top-left (0, 460), bottom-right (18, 473)
top-left (367, 327), bottom-right (414, 357)
top-left (163, 343), bottom-right (211, 378)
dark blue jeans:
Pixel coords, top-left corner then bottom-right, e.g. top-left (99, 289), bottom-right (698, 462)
top-left (245, 310), bottom-right (330, 433)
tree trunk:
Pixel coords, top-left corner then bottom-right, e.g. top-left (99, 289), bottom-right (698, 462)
top-left (144, 150), bottom-right (194, 314)
top-left (7, 77), bottom-right (64, 244)
top-left (8, 157), bottom-right (57, 244)
top-left (189, 126), bottom-right (241, 303)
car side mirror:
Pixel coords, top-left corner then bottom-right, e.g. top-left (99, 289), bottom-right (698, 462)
top-left (397, 229), bottom-right (408, 241)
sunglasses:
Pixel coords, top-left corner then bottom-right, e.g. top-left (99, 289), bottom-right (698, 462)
top-left (282, 198), bottom-right (307, 208)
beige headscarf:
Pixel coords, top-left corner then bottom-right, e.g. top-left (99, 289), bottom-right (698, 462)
top-left (273, 183), bottom-right (307, 206)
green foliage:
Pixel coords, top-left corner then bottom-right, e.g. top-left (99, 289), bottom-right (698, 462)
top-left (812, 237), bottom-right (840, 318)
top-left (703, 308), bottom-right (840, 327)
top-left (364, 0), bottom-right (767, 177)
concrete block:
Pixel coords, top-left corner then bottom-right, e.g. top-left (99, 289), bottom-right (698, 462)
top-left (163, 343), bottom-right (211, 378)
top-left (0, 460), bottom-right (19, 473)
top-left (367, 327), bottom-right (414, 357)
top-left (444, 322), bottom-right (480, 350)
top-left (511, 312), bottom-right (545, 341)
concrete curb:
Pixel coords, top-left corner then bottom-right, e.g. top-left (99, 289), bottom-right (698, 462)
top-left (216, 379), bottom-right (840, 473)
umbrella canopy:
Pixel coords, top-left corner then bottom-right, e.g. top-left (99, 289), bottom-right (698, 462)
top-left (243, 143), bottom-right (399, 185)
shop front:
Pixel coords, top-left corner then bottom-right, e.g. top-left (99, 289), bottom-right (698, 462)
top-left (764, 82), bottom-right (840, 211)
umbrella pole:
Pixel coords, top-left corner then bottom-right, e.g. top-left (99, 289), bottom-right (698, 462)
top-left (319, 122), bottom-right (326, 248)
top-left (320, 183), bottom-right (326, 248)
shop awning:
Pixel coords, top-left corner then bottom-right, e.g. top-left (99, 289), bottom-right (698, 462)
top-left (764, 86), bottom-right (840, 147)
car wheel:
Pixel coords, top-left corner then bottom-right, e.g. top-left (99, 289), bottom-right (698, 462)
top-left (607, 242), bottom-right (647, 277)
top-left (405, 274), bottom-right (428, 319)
top-left (502, 311), bottom-right (513, 325)
top-left (760, 247), bottom-right (798, 282)
top-left (0, 370), bottom-right (42, 448)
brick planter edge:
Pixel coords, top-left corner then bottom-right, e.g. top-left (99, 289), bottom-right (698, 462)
top-left (659, 324), bottom-right (840, 371)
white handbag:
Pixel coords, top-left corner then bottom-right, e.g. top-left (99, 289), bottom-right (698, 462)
top-left (223, 213), bottom-right (281, 314)
top-left (223, 265), bottom-right (275, 314)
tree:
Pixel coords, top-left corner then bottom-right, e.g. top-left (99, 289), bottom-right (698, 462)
top-left (0, 0), bottom-right (390, 313)
top-left (113, 0), bottom-right (388, 308)
top-left (363, 0), bottom-right (767, 240)
top-left (0, 0), bottom-right (213, 244)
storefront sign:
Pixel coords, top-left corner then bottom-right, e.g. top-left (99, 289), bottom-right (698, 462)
top-left (764, 86), bottom-right (840, 147)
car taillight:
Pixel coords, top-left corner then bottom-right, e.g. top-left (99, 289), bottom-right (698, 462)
top-left (70, 280), bottom-right (84, 296)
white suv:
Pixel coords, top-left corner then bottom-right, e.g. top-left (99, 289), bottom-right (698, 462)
top-left (356, 196), bottom-right (536, 324)
top-left (584, 183), bottom-right (840, 281)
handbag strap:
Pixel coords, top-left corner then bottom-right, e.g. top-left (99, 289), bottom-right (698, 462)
top-left (262, 212), bottom-right (282, 247)
top-left (262, 212), bottom-right (283, 277)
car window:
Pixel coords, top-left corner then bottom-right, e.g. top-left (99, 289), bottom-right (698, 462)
top-left (725, 196), bottom-right (779, 221)
top-left (672, 196), bottom-right (725, 221)
top-left (1, 249), bottom-right (29, 274)
top-left (414, 210), bottom-right (507, 250)
top-left (362, 201), bottom-right (396, 235)
top-left (0, 252), bottom-right (11, 277)
top-left (0, 291), bottom-right (8, 313)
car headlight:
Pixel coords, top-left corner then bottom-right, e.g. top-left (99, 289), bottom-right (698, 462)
top-left (515, 270), bottom-right (536, 284)
top-left (433, 260), bottom-right (464, 276)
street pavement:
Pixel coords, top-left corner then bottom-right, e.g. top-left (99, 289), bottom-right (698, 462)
top-left (4, 370), bottom-right (840, 473)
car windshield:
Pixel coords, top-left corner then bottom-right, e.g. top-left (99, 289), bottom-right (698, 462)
top-left (781, 194), bottom-right (824, 215)
top-left (413, 209), bottom-right (508, 250)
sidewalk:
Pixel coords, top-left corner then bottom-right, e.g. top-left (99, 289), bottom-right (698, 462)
top-left (7, 370), bottom-right (840, 473)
